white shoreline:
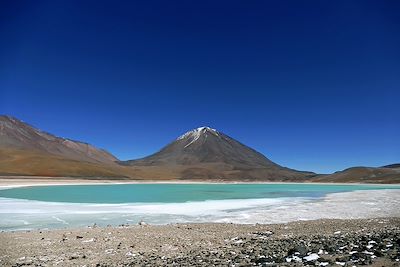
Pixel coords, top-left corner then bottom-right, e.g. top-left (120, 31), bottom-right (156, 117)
top-left (1, 177), bottom-right (399, 231)
top-left (0, 187), bottom-right (399, 231)
top-left (0, 177), bottom-right (399, 190)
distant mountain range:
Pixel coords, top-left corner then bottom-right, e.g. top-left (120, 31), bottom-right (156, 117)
top-left (0, 115), bottom-right (399, 183)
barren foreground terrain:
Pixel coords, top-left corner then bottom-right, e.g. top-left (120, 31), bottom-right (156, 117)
top-left (1, 218), bottom-right (399, 266)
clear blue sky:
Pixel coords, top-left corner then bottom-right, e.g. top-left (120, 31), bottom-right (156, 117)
top-left (1, 1), bottom-right (399, 173)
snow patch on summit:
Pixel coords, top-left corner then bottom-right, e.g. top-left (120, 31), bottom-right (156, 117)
top-left (177, 127), bottom-right (220, 148)
top-left (177, 127), bottom-right (218, 140)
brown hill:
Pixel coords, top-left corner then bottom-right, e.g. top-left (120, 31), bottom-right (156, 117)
top-left (382, 163), bottom-right (400, 169)
top-left (0, 115), bottom-right (132, 178)
top-left (122, 127), bottom-right (314, 181)
top-left (0, 115), bottom-right (117, 164)
top-left (312, 166), bottom-right (400, 184)
top-left (0, 147), bottom-right (127, 178)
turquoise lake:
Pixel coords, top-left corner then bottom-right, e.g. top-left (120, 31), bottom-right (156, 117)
top-left (0, 183), bottom-right (399, 203)
top-left (1, 183), bottom-right (399, 231)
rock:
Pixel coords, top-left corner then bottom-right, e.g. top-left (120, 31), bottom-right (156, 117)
top-left (138, 220), bottom-right (148, 226)
top-left (293, 245), bottom-right (308, 256)
top-left (69, 253), bottom-right (80, 260)
top-left (336, 255), bottom-right (350, 262)
top-left (303, 253), bottom-right (319, 262)
top-left (61, 233), bottom-right (67, 242)
top-left (82, 238), bottom-right (95, 243)
top-left (374, 250), bottom-right (383, 257)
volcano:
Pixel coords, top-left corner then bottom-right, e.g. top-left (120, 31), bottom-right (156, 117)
top-left (122, 127), bottom-right (314, 181)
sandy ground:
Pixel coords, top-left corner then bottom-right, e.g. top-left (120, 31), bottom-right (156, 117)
top-left (0, 177), bottom-right (152, 188)
top-left (0, 218), bottom-right (399, 266)
top-left (1, 176), bottom-right (399, 188)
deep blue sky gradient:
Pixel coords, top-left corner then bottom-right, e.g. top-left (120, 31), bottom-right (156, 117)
top-left (1, 1), bottom-right (399, 173)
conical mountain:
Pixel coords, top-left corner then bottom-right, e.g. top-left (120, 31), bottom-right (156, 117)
top-left (123, 127), bottom-right (314, 180)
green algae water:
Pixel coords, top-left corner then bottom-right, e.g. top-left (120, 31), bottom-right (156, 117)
top-left (0, 183), bottom-right (398, 203)
top-left (1, 183), bottom-right (399, 231)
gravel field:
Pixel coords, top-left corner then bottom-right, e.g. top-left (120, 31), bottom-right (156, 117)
top-left (0, 218), bottom-right (399, 266)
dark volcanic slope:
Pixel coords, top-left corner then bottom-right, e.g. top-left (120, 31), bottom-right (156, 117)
top-left (126, 127), bottom-right (278, 167)
top-left (0, 115), bottom-right (117, 164)
top-left (123, 127), bottom-right (313, 180)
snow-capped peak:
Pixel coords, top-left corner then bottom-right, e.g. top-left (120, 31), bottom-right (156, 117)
top-left (177, 126), bottom-right (219, 141)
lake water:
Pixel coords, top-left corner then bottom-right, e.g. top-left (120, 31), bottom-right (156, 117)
top-left (0, 183), bottom-right (399, 231)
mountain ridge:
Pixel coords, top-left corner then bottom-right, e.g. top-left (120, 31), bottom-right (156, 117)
top-left (312, 166), bottom-right (400, 184)
top-left (0, 115), bottom-right (117, 164)
top-left (0, 115), bottom-right (398, 183)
